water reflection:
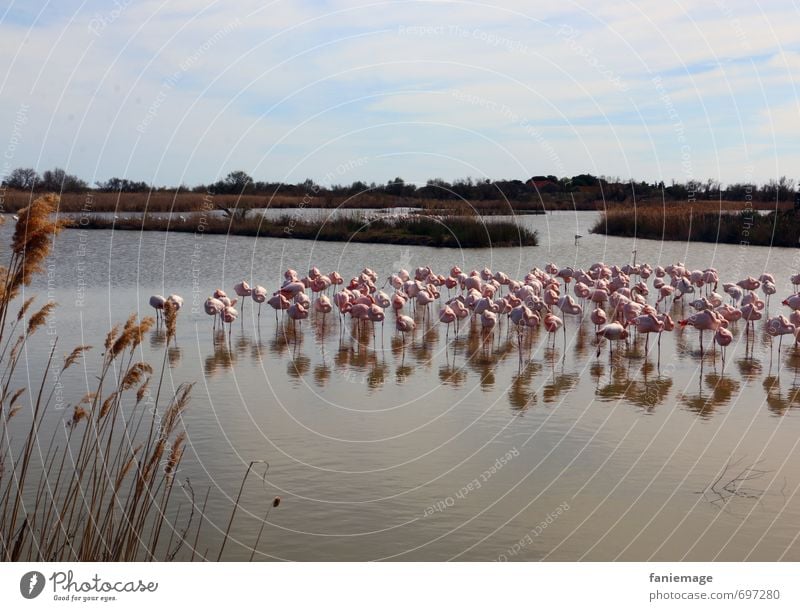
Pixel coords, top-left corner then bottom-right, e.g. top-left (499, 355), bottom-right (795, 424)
top-left (187, 294), bottom-right (800, 420)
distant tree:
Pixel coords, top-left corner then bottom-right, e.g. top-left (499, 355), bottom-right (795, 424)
top-left (761, 176), bottom-right (795, 202)
top-left (223, 170), bottom-right (253, 193)
top-left (39, 168), bottom-right (87, 192)
top-left (3, 167), bottom-right (39, 189)
top-left (570, 174), bottom-right (598, 187)
top-left (96, 177), bottom-right (149, 192)
top-left (384, 177), bottom-right (414, 197)
top-left (347, 180), bottom-right (370, 195)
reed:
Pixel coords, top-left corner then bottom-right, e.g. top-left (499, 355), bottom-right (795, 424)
top-left (0, 195), bottom-right (273, 561)
top-left (2, 189), bottom-right (551, 214)
top-left (591, 207), bottom-right (800, 247)
top-left (69, 212), bottom-right (539, 248)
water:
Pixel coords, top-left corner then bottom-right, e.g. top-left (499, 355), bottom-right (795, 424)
top-left (7, 210), bottom-right (800, 561)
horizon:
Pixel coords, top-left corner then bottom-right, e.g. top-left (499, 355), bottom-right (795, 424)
top-left (1, 1), bottom-right (798, 188)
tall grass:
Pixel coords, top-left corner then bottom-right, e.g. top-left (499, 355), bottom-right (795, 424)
top-left (591, 207), bottom-right (800, 247)
top-left (0, 195), bottom-right (268, 561)
top-left (71, 212), bottom-right (538, 248)
top-left (2, 188), bottom-right (553, 214)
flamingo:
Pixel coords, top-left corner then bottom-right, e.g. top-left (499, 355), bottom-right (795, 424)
top-left (765, 315), bottom-right (796, 355)
top-left (396, 315), bottom-right (416, 342)
top-left (782, 294), bottom-right (800, 310)
top-left (439, 305), bottom-right (456, 339)
top-left (251, 285), bottom-right (267, 319)
top-left (287, 302), bottom-right (308, 330)
top-left (590, 308), bottom-right (607, 332)
top-left (166, 294), bottom-right (183, 310)
top-left (234, 281), bottom-right (252, 318)
top-left (149, 295), bottom-right (166, 325)
top-left (740, 302), bottom-right (763, 335)
top-left (480, 310), bottom-right (498, 329)
top-left (543, 313), bottom-right (563, 348)
top-left (267, 293), bottom-right (290, 324)
top-left (679, 309), bottom-right (723, 356)
top-left (634, 312), bottom-right (664, 353)
top-left (596, 322), bottom-right (628, 358)
top-left (221, 305), bottom-right (238, 340)
top-left (204, 297), bottom-right (224, 330)
top-left (714, 326), bottom-right (733, 367)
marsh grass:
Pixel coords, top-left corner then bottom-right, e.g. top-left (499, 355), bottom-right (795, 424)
top-left (0, 195), bottom-right (271, 561)
top-left (3, 188), bottom-right (554, 214)
top-left (591, 207), bottom-right (800, 247)
top-left (70, 211), bottom-right (538, 248)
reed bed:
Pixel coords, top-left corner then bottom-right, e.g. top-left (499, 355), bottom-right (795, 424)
top-left (0, 195), bottom-right (271, 561)
top-left (2, 189), bottom-right (551, 214)
top-left (591, 207), bottom-right (800, 247)
top-left (70, 212), bottom-right (539, 248)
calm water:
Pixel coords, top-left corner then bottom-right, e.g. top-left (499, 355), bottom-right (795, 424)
top-left (8, 210), bottom-right (800, 561)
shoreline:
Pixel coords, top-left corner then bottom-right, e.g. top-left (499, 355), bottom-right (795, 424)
top-left (65, 212), bottom-right (539, 248)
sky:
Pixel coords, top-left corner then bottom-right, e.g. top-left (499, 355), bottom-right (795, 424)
top-left (0, 0), bottom-right (798, 188)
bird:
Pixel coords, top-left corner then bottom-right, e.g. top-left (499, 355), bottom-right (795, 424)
top-left (287, 302), bottom-right (308, 330)
top-left (166, 294), bottom-right (183, 310)
top-left (251, 285), bottom-right (268, 319)
top-left (234, 281), bottom-right (252, 318)
top-left (590, 308), bottom-right (607, 331)
top-left (679, 309), bottom-right (724, 356)
top-left (396, 315), bottom-right (416, 341)
top-left (543, 313), bottom-right (563, 348)
top-left (149, 295), bottom-right (166, 325)
top-left (765, 315), bottom-right (796, 355)
top-left (267, 293), bottom-right (290, 324)
top-left (439, 305), bottom-right (456, 339)
top-left (204, 297), bottom-right (224, 331)
top-left (714, 326), bottom-right (733, 367)
top-left (634, 312), bottom-right (664, 353)
top-left (596, 322), bottom-right (629, 358)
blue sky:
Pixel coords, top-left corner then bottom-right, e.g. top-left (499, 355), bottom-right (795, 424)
top-left (0, 0), bottom-right (798, 187)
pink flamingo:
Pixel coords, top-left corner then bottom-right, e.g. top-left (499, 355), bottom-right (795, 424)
top-left (596, 322), bottom-right (628, 358)
top-left (714, 326), bottom-right (733, 367)
top-left (166, 294), bottom-right (183, 311)
top-left (287, 302), bottom-right (308, 330)
top-left (480, 310), bottom-right (498, 330)
top-left (368, 303), bottom-right (385, 337)
top-left (204, 297), bottom-right (224, 331)
top-left (267, 293), bottom-right (290, 324)
top-left (251, 285), bottom-right (267, 319)
top-left (634, 312), bottom-right (664, 353)
top-left (766, 315), bottom-right (796, 355)
top-left (590, 308), bottom-right (607, 332)
top-left (234, 281), bottom-right (252, 319)
top-left (149, 295), bottom-right (166, 326)
top-left (396, 314), bottom-right (416, 343)
top-left (782, 294), bottom-right (800, 310)
top-left (222, 305), bottom-right (238, 340)
top-left (740, 302), bottom-right (763, 335)
top-left (679, 309), bottom-right (723, 356)
top-left (543, 313), bottom-right (563, 348)
top-left (439, 305), bottom-right (456, 339)
top-left (314, 295), bottom-right (333, 330)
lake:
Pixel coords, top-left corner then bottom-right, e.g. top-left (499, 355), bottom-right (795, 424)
top-left (7, 209), bottom-right (800, 561)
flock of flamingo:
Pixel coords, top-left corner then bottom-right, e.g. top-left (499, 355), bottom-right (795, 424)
top-left (148, 262), bottom-right (800, 366)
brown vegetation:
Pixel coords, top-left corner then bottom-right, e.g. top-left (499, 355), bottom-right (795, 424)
top-left (591, 206), bottom-right (800, 247)
top-left (69, 211), bottom-right (539, 248)
top-left (0, 195), bottom-right (273, 561)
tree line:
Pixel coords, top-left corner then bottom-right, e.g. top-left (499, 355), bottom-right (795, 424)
top-left (2, 167), bottom-right (797, 203)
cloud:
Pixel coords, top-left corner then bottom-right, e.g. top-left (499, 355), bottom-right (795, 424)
top-left (0, 0), bottom-right (797, 185)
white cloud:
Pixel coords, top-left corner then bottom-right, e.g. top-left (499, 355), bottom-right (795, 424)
top-left (0, 0), bottom-right (798, 185)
